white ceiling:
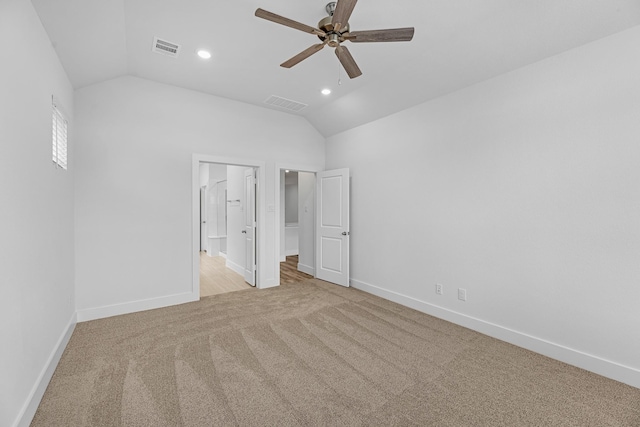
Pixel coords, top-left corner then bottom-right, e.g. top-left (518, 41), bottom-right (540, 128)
top-left (32, 0), bottom-right (640, 137)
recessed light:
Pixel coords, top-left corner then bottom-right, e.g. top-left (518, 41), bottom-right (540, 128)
top-left (285, 170), bottom-right (290, 173)
top-left (321, 88), bottom-right (331, 95)
top-left (197, 49), bottom-right (211, 59)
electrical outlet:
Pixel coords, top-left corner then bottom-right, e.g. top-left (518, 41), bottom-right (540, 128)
top-left (436, 283), bottom-right (443, 295)
top-left (458, 288), bottom-right (467, 301)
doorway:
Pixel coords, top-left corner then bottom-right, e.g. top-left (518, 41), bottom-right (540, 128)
top-left (280, 169), bottom-right (316, 279)
top-left (277, 167), bottom-right (350, 287)
top-left (195, 160), bottom-right (260, 298)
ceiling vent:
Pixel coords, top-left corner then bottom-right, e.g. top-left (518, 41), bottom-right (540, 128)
top-left (264, 95), bottom-right (308, 112)
top-left (152, 37), bottom-right (181, 57)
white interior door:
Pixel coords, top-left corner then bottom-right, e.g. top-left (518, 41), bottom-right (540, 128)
top-left (316, 168), bottom-right (350, 287)
top-left (243, 168), bottom-right (256, 286)
top-left (200, 187), bottom-right (207, 251)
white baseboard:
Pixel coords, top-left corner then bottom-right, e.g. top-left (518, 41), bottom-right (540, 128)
top-left (206, 251), bottom-right (226, 258)
top-left (297, 263), bottom-right (314, 276)
top-left (225, 259), bottom-right (245, 277)
top-left (350, 278), bottom-right (640, 390)
top-left (14, 312), bottom-right (77, 427)
top-left (76, 292), bottom-right (198, 322)
top-left (285, 249), bottom-right (299, 256)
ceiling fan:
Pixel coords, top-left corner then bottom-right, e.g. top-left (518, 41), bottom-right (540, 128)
top-left (255, 0), bottom-right (414, 79)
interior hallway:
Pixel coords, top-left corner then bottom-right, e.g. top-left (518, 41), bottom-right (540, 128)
top-left (199, 252), bottom-right (251, 297)
top-left (280, 255), bottom-right (314, 284)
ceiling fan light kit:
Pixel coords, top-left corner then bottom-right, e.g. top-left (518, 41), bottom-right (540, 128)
top-left (255, 0), bottom-right (414, 79)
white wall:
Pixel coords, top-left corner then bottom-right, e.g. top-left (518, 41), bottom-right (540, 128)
top-left (0, 1), bottom-right (75, 426)
top-left (207, 164), bottom-right (227, 238)
top-left (284, 172), bottom-right (299, 224)
top-left (284, 225), bottom-right (299, 256)
top-left (325, 26), bottom-right (640, 388)
top-left (199, 162), bottom-right (209, 187)
top-left (297, 172), bottom-right (315, 275)
top-left (74, 76), bottom-right (324, 318)
top-left (209, 164), bottom-right (227, 183)
top-left (284, 172), bottom-right (299, 256)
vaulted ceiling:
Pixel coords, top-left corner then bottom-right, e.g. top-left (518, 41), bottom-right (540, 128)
top-left (32, 0), bottom-right (640, 136)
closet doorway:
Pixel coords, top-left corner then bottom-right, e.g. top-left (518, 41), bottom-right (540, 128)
top-left (279, 169), bottom-right (315, 284)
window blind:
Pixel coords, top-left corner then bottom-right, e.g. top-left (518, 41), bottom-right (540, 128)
top-left (52, 100), bottom-right (68, 170)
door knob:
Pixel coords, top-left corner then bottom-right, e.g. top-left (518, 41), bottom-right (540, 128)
top-left (341, 231), bottom-right (350, 236)
top-left (242, 230), bottom-right (247, 234)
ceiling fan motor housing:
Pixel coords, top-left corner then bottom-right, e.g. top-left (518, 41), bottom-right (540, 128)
top-left (317, 15), bottom-right (350, 44)
top-left (326, 33), bottom-right (341, 47)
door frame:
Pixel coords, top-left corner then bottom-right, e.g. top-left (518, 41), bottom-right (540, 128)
top-left (275, 163), bottom-right (322, 285)
top-left (192, 155), bottom-right (266, 298)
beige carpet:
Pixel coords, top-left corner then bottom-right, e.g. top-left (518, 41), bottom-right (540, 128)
top-left (33, 279), bottom-right (639, 426)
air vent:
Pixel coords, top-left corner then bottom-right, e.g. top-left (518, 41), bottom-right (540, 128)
top-left (152, 37), bottom-right (181, 57)
top-left (264, 95), bottom-right (308, 112)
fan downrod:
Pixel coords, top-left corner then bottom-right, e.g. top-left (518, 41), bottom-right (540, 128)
top-left (325, 2), bottom-right (336, 16)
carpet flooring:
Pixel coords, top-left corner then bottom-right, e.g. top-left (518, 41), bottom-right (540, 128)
top-left (32, 279), bottom-right (640, 426)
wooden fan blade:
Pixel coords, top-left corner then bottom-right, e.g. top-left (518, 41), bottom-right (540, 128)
top-left (332, 0), bottom-right (357, 32)
top-left (255, 8), bottom-right (326, 36)
top-left (281, 43), bottom-right (326, 68)
top-left (335, 45), bottom-right (362, 79)
top-left (346, 27), bottom-right (415, 43)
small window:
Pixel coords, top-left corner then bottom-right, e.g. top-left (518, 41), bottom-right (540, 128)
top-left (52, 100), bottom-right (68, 170)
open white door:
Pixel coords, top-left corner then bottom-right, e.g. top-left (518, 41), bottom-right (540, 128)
top-left (243, 168), bottom-right (256, 286)
top-left (316, 168), bottom-right (350, 287)
top-left (200, 187), bottom-right (207, 251)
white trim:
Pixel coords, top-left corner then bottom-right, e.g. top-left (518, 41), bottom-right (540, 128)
top-left (14, 313), bottom-right (77, 427)
top-left (297, 262), bottom-right (315, 276)
top-left (76, 292), bottom-right (197, 322)
top-left (285, 249), bottom-right (299, 256)
top-left (192, 157), bottom-right (201, 299)
top-left (350, 278), bottom-right (640, 390)
top-left (225, 259), bottom-right (245, 277)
